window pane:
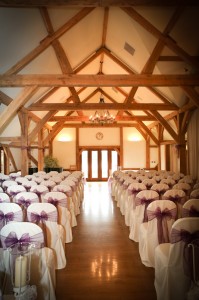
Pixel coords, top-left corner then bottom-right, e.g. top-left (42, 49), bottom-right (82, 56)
top-left (111, 151), bottom-right (118, 173)
top-left (92, 151), bottom-right (98, 178)
top-left (102, 150), bottom-right (108, 178)
top-left (82, 151), bottom-right (88, 178)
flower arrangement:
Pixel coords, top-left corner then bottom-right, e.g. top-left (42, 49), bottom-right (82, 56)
top-left (44, 155), bottom-right (60, 168)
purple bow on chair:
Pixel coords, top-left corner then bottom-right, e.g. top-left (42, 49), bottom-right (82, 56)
top-left (0, 210), bottom-right (22, 230)
top-left (29, 210), bottom-right (57, 223)
top-left (1, 231), bottom-right (44, 249)
top-left (0, 211), bottom-right (14, 230)
top-left (47, 197), bottom-right (67, 208)
top-left (171, 229), bottom-right (199, 281)
top-left (135, 197), bottom-right (158, 222)
top-left (17, 197), bottom-right (31, 208)
top-left (28, 210), bottom-right (57, 246)
top-left (147, 207), bottom-right (177, 244)
top-left (182, 205), bottom-right (199, 217)
top-left (166, 194), bottom-right (186, 205)
top-left (128, 188), bottom-right (142, 196)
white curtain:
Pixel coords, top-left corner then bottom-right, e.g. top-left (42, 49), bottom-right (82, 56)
top-left (187, 108), bottom-right (199, 181)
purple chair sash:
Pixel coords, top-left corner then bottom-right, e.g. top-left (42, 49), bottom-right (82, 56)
top-left (135, 196), bottom-right (159, 222)
top-left (28, 210), bottom-right (57, 246)
top-left (17, 197), bottom-right (32, 208)
top-left (1, 231), bottom-right (44, 249)
top-left (0, 210), bottom-right (22, 231)
top-left (164, 194), bottom-right (186, 205)
top-left (182, 206), bottom-right (199, 218)
top-left (47, 197), bottom-right (67, 208)
top-left (128, 188), bottom-right (142, 196)
top-left (147, 207), bottom-right (177, 244)
top-left (28, 210), bottom-right (57, 223)
top-left (171, 229), bottom-right (199, 281)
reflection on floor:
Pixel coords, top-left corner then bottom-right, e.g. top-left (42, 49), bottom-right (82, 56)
top-left (56, 182), bottom-right (156, 300)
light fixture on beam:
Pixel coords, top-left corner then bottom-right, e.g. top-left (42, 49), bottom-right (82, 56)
top-left (89, 95), bottom-right (115, 125)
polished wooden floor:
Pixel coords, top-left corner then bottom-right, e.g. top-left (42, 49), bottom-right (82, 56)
top-left (56, 182), bottom-right (156, 300)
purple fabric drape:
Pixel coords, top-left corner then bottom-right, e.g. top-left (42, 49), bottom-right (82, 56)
top-left (171, 229), bottom-right (199, 281)
top-left (1, 231), bottom-right (44, 249)
top-left (0, 210), bottom-right (22, 230)
top-left (163, 194), bottom-right (186, 205)
top-left (147, 207), bottom-right (177, 244)
top-left (47, 197), bottom-right (67, 208)
top-left (182, 206), bottom-right (199, 218)
top-left (135, 196), bottom-right (159, 222)
top-left (128, 188), bottom-right (142, 196)
top-left (28, 210), bottom-right (57, 246)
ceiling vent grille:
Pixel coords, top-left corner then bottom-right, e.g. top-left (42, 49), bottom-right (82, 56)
top-left (124, 42), bottom-right (135, 56)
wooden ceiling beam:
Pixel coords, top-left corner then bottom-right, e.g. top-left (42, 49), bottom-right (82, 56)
top-left (4, 8), bottom-right (94, 75)
top-left (28, 102), bottom-right (177, 111)
top-left (0, 1), bottom-right (198, 7)
top-left (151, 110), bottom-right (179, 143)
top-left (0, 86), bottom-right (38, 133)
top-left (1, 74), bottom-right (198, 87)
top-left (122, 7), bottom-right (199, 71)
top-left (181, 86), bottom-right (199, 108)
top-left (49, 115), bottom-right (155, 121)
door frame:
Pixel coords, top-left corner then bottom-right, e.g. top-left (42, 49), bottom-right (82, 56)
top-left (79, 146), bottom-right (120, 181)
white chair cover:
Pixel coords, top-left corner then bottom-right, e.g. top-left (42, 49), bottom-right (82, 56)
top-left (27, 203), bottom-right (66, 269)
top-left (14, 192), bottom-right (39, 221)
top-left (2, 180), bottom-right (18, 192)
top-left (29, 185), bottom-right (49, 202)
top-left (129, 190), bottom-right (159, 242)
top-left (53, 184), bottom-right (77, 227)
top-left (162, 189), bottom-right (187, 218)
top-left (40, 180), bottom-right (56, 192)
top-left (0, 187), bottom-right (3, 193)
top-left (190, 189), bottom-right (199, 200)
top-left (193, 182), bottom-right (199, 190)
top-left (142, 178), bottom-right (157, 190)
top-left (154, 217), bottom-right (199, 300)
top-left (118, 178), bottom-right (137, 215)
top-left (15, 177), bottom-right (29, 185)
top-left (6, 185), bottom-right (26, 201)
top-left (151, 183), bottom-right (170, 200)
top-left (0, 193), bottom-right (10, 203)
top-left (139, 200), bottom-right (177, 267)
top-left (173, 182), bottom-right (192, 197)
top-left (43, 192), bottom-right (72, 243)
top-left (9, 172), bottom-right (21, 180)
top-left (125, 182), bottom-right (147, 227)
top-left (0, 174), bottom-right (10, 187)
top-left (0, 222), bottom-right (56, 300)
top-left (49, 176), bottom-right (62, 184)
top-left (22, 180), bottom-right (37, 191)
top-left (61, 179), bottom-right (80, 215)
top-left (0, 202), bottom-right (23, 231)
top-left (61, 171), bottom-right (71, 178)
top-left (160, 178), bottom-right (176, 188)
top-left (182, 199), bottom-right (199, 218)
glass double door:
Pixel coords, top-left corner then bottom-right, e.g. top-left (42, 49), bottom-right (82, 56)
top-left (81, 148), bottom-right (119, 181)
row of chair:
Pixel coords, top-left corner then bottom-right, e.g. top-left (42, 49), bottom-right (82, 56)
top-left (110, 170), bottom-right (199, 300)
top-left (0, 170), bottom-right (85, 300)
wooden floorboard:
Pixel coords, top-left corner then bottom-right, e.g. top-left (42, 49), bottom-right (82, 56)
top-left (56, 182), bottom-right (157, 300)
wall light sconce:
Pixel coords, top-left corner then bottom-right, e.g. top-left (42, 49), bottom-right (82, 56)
top-left (128, 135), bottom-right (142, 142)
top-left (57, 135), bottom-right (72, 142)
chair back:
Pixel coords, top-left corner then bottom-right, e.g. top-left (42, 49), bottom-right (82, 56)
top-left (0, 222), bottom-right (44, 249)
top-left (151, 183), bottom-right (169, 199)
top-left (7, 185), bottom-right (26, 200)
top-left (0, 193), bottom-right (10, 203)
top-left (147, 200), bottom-right (177, 244)
top-left (0, 203), bottom-right (23, 231)
top-left (135, 190), bottom-right (159, 222)
top-left (169, 218), bottom-right (199, 282)
top-left (29, 185), bottom-right (49, 202)
top-left (190, 189), bottom-right (199, 199)
top-left (14, 192), bottom-right (39, 221)
top-left (182, 199), bottom-right (199, 217)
